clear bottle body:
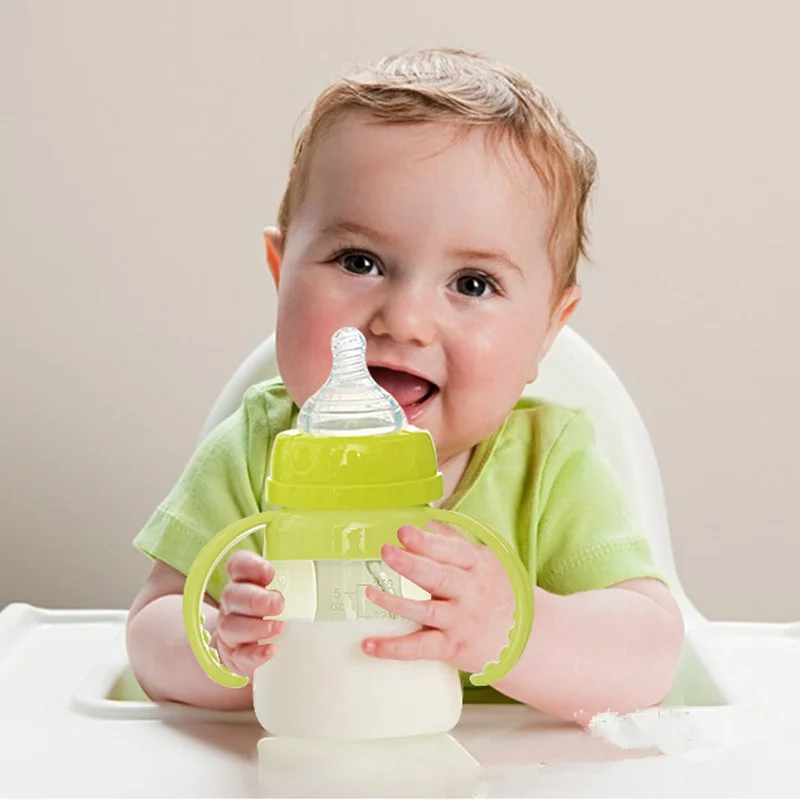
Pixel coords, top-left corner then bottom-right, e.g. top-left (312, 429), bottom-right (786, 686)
top-left (253, 508), bottom-right (463, 740)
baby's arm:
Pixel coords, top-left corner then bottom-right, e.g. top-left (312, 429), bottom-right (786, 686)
top-left (126, 552), bottom-right (283, 710)
top-left (363, 524), bottom-right (683, 725)
top-left (492, 577), bottom-right (684, 724)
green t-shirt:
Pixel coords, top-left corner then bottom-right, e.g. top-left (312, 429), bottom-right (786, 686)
top-left (134, 377), bottom-right (664, 701)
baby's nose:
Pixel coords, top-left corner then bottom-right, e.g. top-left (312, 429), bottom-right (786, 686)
top-left (368, 283), bottom-right (437, 346)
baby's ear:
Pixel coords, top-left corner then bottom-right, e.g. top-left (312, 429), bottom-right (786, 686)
top-left (538, 285), bottom-right (581, 363)
top-left (552, 285), bottom-right (581, 332)
top-left (263, 227), bottom-right (284, 288)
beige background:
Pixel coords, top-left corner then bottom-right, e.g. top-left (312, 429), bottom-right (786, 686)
top-left (1, 0), bottom-right (797, 621)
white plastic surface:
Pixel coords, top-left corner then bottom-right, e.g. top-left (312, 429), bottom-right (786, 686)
top-left (3, 603), bottom-right (800, 797)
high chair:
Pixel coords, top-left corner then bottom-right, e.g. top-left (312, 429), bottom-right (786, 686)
top-left (1, 326), bottom-right (798, 798)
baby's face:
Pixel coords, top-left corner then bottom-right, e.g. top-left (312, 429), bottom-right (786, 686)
top-left (268, 114), bottom-right (577, 466)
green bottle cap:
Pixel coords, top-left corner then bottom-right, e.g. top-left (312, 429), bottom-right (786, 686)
top-left (268, 327), bottom-right (444, 509)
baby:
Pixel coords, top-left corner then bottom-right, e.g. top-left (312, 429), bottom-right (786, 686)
top-left (126, 48), bottom-right (684, 725)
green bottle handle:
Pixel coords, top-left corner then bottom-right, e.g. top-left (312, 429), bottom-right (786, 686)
top-left (183, 507), bottom-right (534, 690)
top-left (426, 509), bottom-right (534, 686)
top-left (182, 510), bottom-right (282, 689)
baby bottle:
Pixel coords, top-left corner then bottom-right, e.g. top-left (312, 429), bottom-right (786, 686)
top-left (183, 327), bottom-right (534, 741)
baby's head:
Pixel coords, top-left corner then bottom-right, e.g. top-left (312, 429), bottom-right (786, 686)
top-left (265, 48), bottom-right (596, 466)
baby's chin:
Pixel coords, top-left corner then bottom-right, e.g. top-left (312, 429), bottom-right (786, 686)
top-left (282, 381), bottom-right (307, 412)
top-left (429, 400), bottom-right (512, 460)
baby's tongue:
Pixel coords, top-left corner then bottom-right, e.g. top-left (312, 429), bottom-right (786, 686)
top-left (369, 367), bottom-right (431, 408)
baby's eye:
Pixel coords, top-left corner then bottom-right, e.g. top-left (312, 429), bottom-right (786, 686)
top-left (337, 251), bottom-right (381, 277)
top-left (452, 273), bottom-right (497, 298)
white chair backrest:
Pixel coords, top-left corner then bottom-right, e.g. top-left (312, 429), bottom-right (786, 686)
top-left (199, 326), bottom-right (698, 620)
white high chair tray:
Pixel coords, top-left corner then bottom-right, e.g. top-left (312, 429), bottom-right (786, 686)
top-left (1, 603), bottom-right (799, 798)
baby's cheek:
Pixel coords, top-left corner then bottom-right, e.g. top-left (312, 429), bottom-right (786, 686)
top-left (275, 312), bottom-right (335, 403)
top-left (441, 382), bottom-right (502, 442)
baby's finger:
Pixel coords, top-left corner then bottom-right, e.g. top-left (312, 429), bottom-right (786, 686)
top-left (221, 582), bottom-right (284, 617)
top-left (398, 525), bottom-right (476, 570)
top-left (228, 641), bottom-right (276, 678)
top-left (213, 636), bottom-right (237, 673)
top-left (211, 633), bottom-right (248, 678)
top-left (426, 520), bottom-right (465, 538)
top-left (381, 543), bottom-right (466, 599)
top-left (365, 585), bottom-right (453, 630)
top-left (362, 627), bottom-right (452, 661)
top-left (227, 551), bottom-right (275, 585)
top-left (216, 614), bottom-right (284, 649)
top-left (216, 638), bottom-right (274, 679)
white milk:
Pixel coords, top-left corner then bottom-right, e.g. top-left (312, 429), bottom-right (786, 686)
top-left (253, 619), bottom-right (463, 740)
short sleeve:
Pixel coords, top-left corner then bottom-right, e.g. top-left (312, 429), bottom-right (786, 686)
top-left (133, 383), bottom-right (277, 603)
top-left (535, 411), bottom-right (666, 595)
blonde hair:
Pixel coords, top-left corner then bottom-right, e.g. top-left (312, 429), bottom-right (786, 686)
top-left (276, 47), bottom-right (597, 303)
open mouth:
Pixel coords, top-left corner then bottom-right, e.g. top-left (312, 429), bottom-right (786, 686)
top-left (367, 366), bottom-right (439, 422)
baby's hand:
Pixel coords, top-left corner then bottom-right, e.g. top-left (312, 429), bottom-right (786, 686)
top-left (213, 551), bottom-right (285, 679)
top-left (362, 521), bottom-right (516, 676)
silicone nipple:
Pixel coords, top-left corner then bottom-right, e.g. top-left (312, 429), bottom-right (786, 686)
top-left (297, 327), bottom-right (407, 436)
